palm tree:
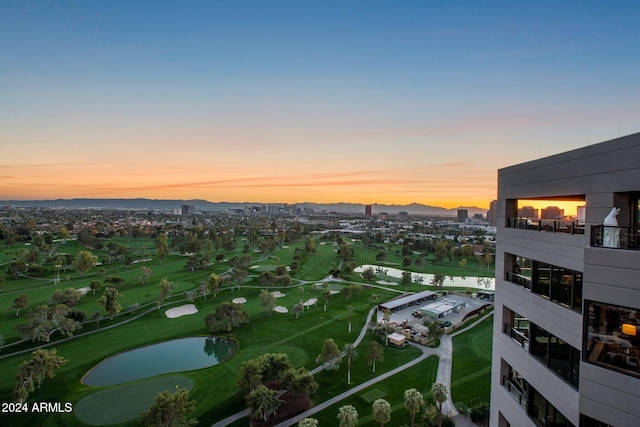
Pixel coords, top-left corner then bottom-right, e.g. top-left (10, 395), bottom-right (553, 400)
top-left (298, 418), bottom-right (319, 427)
top-left (292, 302), bottom-right (304, 319)
top-left (344, 343), bottom-right (359, 384)
top-left (404, 388), bottom-right (424, 427)
top-left (431, 382), bottom-right (449, 427)
top-left (366, 340), bottom-right (384, 372)
top-left (337, 405), bottom-right (358, 427)
top-left (372, 398), bottom-right (391, 427)
top-left (347, 305), bottom-right (353, 333)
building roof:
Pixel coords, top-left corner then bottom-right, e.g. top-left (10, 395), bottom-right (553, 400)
top-left (379, 290), bottom-right (437, 310)
top-left (420, 298), bottom-right (465, 315)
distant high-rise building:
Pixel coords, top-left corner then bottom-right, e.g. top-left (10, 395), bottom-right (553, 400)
top-left (518, 205), bottom-right (538, 218)
top-left (181, 204), bottom-right (195, 215)
top-left (378, 212), bottom-right (388, 220)
top-left (541, 206), bottom-right (563, 219)
top-left (365, 204), bottom-right (373, 217)
top-left (457, 209), bottom-right (468, 222)
top-left (398, 211), bottom-right (408, 222)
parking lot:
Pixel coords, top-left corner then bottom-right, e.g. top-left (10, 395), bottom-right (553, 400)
top-left (376, 293), bottom-right (492, 329)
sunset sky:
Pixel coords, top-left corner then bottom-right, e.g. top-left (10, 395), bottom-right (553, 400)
top-left (2, 1), bottom-right (640, 208)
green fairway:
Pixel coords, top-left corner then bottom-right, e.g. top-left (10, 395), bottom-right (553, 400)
top-left (451, 315), bottom-right (494, 406)
top-left (0, 234), bottom-right (493, 426)
top-left (74, 375), bottom-right (194, 425)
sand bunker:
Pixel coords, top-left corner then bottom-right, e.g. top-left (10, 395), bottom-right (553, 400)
top-left (330, 290), bottom-right (340, 295)
top-left (273, 306), bottom-right (288, 313)
top-left (78, 287), bottom-right (91, 295)
top-left (232, 297), bottom-right (247, 304)
top-left (165, 304), bottom-right (198, 319)
top-left (303, 298), bottom-right (317, 307)
top-left (271, 291), bottom-right (286, 298)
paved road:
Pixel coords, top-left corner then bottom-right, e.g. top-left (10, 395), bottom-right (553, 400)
top-left (212, 308), bottom-right (493, 427)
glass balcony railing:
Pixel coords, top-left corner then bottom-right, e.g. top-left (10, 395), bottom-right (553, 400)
top-left (505, 271), bottom-right (532, 290)
top-left (501, 375), bottom-right (528, 410)
top-left (591, 225), bottom-right (640, 250)
top-left (508, 218), bottom-right (585, 235)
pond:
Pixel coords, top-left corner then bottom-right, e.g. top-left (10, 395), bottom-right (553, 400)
top-left (82, 336), bottom-right (237, 386)
top-left (354, 264), bottom-right (495, 290)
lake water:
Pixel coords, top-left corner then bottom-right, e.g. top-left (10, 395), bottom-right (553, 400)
top-left (82, 336), bottom-right (237, 386)
top-left (354, 264), bottom-right (495, 290)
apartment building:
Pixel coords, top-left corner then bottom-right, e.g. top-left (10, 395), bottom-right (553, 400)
top-left (490, 133), bottom-right (640, 426)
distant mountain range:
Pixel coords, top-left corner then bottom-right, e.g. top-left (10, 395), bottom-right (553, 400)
top-left (0, 198), bottom-right (488, 217)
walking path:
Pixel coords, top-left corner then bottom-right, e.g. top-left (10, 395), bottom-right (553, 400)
top-left (212, 310), bottom-right (493, 426)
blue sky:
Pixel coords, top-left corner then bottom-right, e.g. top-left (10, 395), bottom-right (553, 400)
top-left (2, 1), bottom-right (640, 206)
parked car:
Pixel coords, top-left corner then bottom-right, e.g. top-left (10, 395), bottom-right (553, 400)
top-left (440, 320), bottom-right (452, 328)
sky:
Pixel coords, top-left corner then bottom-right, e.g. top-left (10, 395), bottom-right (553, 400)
top-left (2, 1), bottom-right (640, 209)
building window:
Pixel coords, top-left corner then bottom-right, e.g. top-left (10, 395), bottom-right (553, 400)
top-left (529, 323), bottom-right (580, 388)
top-left (585, 300), bottom-right (640, 378)
top-left (502, 363), bottom-right (528, 410)
top-left (528, 386), bottom-right (575, 426)
top-left (505, 258), bottom-right (582, 313)
top-left (503, 307), bottom-right (529, 350)
top-left (580, 414), bottom-right (613, 427)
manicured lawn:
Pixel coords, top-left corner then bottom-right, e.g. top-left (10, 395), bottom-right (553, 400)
top-left (308, 355), bottom-right (440, 427)
top-left (451, 315), bottom-right (494, 406)
top-left (0, 236), bottom-right (494, 426)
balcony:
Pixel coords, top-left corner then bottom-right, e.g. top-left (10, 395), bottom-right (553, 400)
top-left (505, 271), bottom-right (532, 290)
top-left (508, 218), bottom-right (585, 235)
top-left (591, 225), bottom-right (640, 250)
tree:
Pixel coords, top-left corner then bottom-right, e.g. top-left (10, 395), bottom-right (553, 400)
top-left (347, 305), bottom-right (353, 333)
top-left (316, 338), bottom-right (341, 371)
top-left (98, 286), bottom-right (122, 319)
top-left (247, 384), bottom-right (284, 422)
top-left (237, 358), bottom-right (265, 392)
top-left (404, 388), bottom-right (424, 427)
top-left (75, 250), bottom-right (96, 276)
top-left (401, 270), bottom-right (413, 288)
top-left (89, 280), bottom-right (102, 295)
top-left (140, 388), bottom-right (197, 427)
top-left (322, 283), bottom-right (332, 312)
top-left (13, 348), bottom-right (68, 403)
top-left (305, 237), bottom-right (316, 254)
top-left (372, 398), bottom-right (391, 427)
top-left (12, 293), bottom-right (29, 316)
top-left (298, 418), bottom-right (319, 427)
top-left (337, 405), bottom-right (359, 427)
top-left (141, 266), bottom-right (153, 285)
top-left (284, 367), bottom-right (318, 397)
top-left (366, 341), bottom-right (384, 372)
top-left (156, 233), bottom-right (169, 264)
top-left (260, 289), bottom-right (276, 315)
top-left (344, 343), bottom-right (359, 385)
top-left (157, 277), bottom-right (174, 306)
top-left (292, 302), bottom-right (304, 319)
top-left (207, 272), bottom-right (220, 297)
top-left (338, 241), bottom-right (353, 261)
top-left (431, 382), bottom-right (449, 427)
top-left (375, 251), bottom-right (386, 263)
top-left (361, 267), bottom-right (376, 283)
top-left (260, 353), bottom-right (292, 385)
top-left (204, 302), bottom-right (249, 333)
top-left (430, 273), bottom-right (445, 288)
top-left (49, 287), bottom-right (83, 306)
top-left (16, 304), bottom-right (81, 342)
top-left (259, 271), bottom-right (276, 288)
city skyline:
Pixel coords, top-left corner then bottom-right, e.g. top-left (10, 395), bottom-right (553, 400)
top-left (3, 1), bottom-right (640, 209)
